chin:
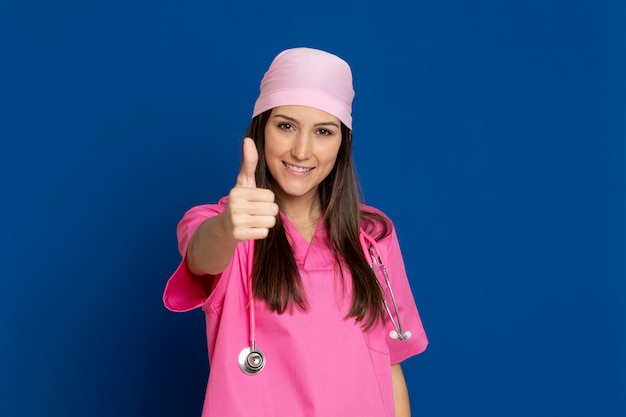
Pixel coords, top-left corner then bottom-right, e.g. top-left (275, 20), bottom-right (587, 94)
top-left (275, 184), bottom-right (317, 200)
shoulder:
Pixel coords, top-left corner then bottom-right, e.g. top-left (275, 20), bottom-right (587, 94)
top-left (359, 203), bottom-right (388, 218)
top-left (182, 197), bottom-right (229, 219)
top-left (176, 197), bottom-right (230, 237)
top-left (359, 203), bottom-right (394, 240)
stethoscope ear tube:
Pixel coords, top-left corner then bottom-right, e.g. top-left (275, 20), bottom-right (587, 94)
top-left (359, 228), bottom-right (412, 341)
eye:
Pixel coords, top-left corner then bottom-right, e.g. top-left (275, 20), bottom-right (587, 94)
top-left (317, 128), bottom-right (334, 136)
top-left (278, 123), bottom-right (295, 131)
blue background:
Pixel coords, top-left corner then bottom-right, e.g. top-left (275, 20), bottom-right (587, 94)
top-left (1, 1), bottom-right (624, 416)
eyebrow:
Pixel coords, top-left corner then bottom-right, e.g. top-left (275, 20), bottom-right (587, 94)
top-left (272, 114), bottom-right (340, 128)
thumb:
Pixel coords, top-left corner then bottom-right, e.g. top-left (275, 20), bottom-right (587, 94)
top-left (236, 137), bottom-right (258, 188)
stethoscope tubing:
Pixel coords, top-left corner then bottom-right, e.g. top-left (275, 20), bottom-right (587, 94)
top-left (359, 229), bottom-right (411, 341)
top-left (238, 240), bottom-right (266, 375)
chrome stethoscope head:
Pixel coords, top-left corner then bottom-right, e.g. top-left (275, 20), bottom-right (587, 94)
top-left (238, 342), bottom-right (266, 375)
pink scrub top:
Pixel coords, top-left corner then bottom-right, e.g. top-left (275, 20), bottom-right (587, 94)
top-left (163, 198), bottom-right (428, 417)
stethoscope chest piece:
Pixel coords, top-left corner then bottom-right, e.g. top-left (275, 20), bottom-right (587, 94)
top-left (238, 345), bottom-right (266, 375)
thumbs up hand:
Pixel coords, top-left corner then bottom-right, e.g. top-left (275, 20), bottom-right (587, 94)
top-left (226, 137), bottom-right (279, 241)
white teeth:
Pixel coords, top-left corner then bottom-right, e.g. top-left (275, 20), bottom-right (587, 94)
top-left (285, 163), bottom-right (312, 173)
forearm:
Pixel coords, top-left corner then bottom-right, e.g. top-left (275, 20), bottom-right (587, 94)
top-left (392, 363), bottom-right (410, 417)
top-left (187, 212), bottom-right (238, 276)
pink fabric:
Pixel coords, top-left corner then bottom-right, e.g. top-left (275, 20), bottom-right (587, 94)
top-left (252, 48), bottom-right (355, 129)
top-left (163, 198), bottom-right (428, 417)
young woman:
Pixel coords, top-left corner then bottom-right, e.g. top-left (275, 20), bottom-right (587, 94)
top-left (164, 47), bottom-right (428, 417)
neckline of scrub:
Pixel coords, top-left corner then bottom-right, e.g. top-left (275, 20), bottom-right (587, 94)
top-left (280, 213), bottom-right (327, 266)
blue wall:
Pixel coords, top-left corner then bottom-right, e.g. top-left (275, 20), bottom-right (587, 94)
top-left (1, 1), bottom-right (624, 416)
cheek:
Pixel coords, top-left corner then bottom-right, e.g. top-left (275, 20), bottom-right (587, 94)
top-left (263, 145), bottom-right (285, 180)
top-left (263, 132), bottom-right (286, 160)
top-left (263, 148), bottom-right (278, 176)
top-left (322, 142), bottom-right (342, 166)
top-left (263, 139), bottom-right (279, 162)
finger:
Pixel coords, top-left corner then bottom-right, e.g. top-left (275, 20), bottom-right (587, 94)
top-left (229, 200), bottom-right (278, 228)
top-left (234, 227), bottom-right (271, 242)
top-left (231, 215), bottom-right (277, 241)
top-left (230, 187), bottom-right (276, 204)
top-left (236, 137), bottom-right (258, 188)
top-left (244, 201), bottom-right (279, 217)
top-left (237, 214), bottom-right (277, 230)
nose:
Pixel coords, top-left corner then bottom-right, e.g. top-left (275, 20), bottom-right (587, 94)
top-left (291, 132), bottom-right (312, 161)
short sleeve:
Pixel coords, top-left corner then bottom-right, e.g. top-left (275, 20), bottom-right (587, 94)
top-left (163, 202), bottom-right (227, 312)
top-left (379, 224), bottom-right (428, 364)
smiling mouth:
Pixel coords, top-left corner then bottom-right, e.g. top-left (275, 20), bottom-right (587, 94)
top-left (284, 162), bottom-right (314, 173)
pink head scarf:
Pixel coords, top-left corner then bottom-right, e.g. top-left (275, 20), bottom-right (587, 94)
top-left (252, 47), bottom-right (355, 129)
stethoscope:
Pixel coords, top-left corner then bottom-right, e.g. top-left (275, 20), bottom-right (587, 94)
top-left (237, 239), bottom-right (266, 376)
top-left (238, 228), bottom-right (412, 376)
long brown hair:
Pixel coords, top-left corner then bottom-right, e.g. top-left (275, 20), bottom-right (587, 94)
top-left (246, 110), bottom-right (390, 329)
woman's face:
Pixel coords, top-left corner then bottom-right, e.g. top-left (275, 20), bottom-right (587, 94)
top-left (264, 105), bottom-right (342, 204)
